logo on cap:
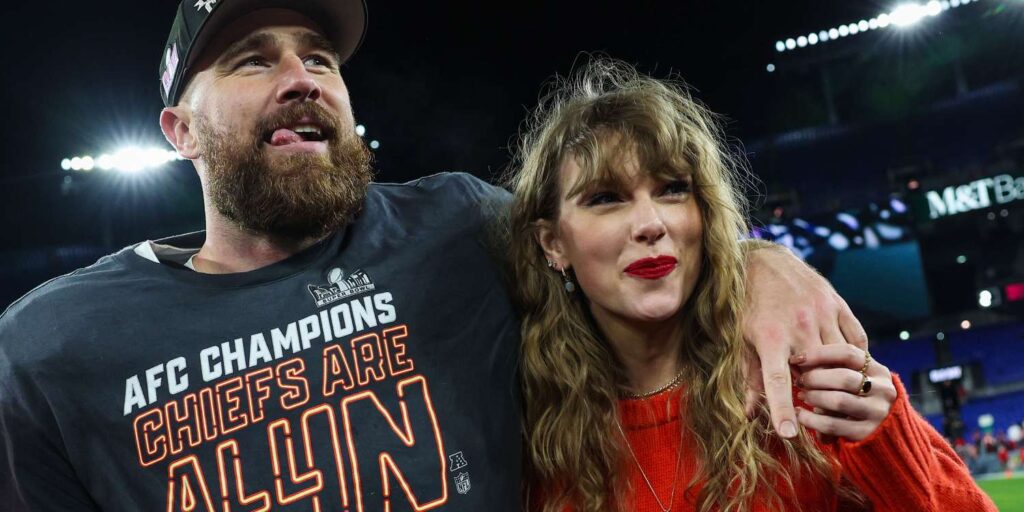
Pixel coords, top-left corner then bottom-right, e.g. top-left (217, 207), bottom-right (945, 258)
top-left (161, 43), bottom-right (180, 97)
top-left (194, 0), bottom-right (217, 13)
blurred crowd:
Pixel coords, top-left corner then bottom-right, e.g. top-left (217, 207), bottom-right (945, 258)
top-left (953, 421), bottom-right (1024, 475)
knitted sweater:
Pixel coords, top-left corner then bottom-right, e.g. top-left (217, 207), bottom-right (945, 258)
top-left (614, 374), bottom-right (997, 511)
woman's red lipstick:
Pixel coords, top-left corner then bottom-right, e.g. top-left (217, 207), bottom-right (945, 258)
top-left (624, 256), bottom-right (678, 279)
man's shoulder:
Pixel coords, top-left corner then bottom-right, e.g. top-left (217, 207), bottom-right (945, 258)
top-left (370, 172), bottom-right (511, 206)
top-left (0, 247), bottom-right (135, 338)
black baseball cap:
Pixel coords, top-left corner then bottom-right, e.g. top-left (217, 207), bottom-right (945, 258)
top-left (159, 0), bottom-right (367, 107)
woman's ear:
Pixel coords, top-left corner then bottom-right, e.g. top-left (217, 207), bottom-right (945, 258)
top-left (535, 219), bottom-right (570, 270)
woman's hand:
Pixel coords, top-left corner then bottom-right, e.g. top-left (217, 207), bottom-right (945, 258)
top-left (789, 344), bottom-right (897, 442)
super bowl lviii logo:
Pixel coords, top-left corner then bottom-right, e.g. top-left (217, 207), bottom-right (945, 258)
top-left (308, 267), bottom-right (376, 307)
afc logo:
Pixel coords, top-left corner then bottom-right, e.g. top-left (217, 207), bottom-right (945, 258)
top-left (448, 451), bottom-right (468, 472)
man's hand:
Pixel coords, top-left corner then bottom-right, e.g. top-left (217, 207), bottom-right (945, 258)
top-left (741, 241), bottom-right (868, 438)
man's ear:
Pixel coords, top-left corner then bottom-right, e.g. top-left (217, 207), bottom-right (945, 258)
top-left (159, 106), bottom-right (199, 159)
top-left (535, 219), bottom-right (570, 270)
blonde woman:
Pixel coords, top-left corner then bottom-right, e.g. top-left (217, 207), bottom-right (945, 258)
top-left (507, 58), bottom-right (995, 512)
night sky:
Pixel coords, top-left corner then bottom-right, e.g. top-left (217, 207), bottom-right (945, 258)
top-left (0, 0), bottom-right (1001, 250)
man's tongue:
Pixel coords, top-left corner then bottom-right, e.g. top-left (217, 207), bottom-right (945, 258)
top-left (270, 128), bottom-right (303, 146)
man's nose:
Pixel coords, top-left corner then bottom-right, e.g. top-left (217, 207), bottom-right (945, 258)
top-left (275, 55), bottom-right (322, 103)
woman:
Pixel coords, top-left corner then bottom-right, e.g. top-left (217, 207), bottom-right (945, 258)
top-left (507, 58), bottom-right (995, 511)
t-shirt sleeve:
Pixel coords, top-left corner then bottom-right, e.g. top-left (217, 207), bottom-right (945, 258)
top-left (834, 373), bottom-right (997, 512)
top-left (415, 172), bottom-right (512, 265)
top-left (0, 302), bottom-right (99, 511)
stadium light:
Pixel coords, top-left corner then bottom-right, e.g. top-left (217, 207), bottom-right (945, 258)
top-left (355, 124), bottom-right (366, 137)
top-left (62, 147), bottom-right (184, 174)
top-left (369, 140), bottom-right (380, 150)
top-left (771, 0), bottom-right (976, 53)
top-left (899, 330), bottom-right (911, 340)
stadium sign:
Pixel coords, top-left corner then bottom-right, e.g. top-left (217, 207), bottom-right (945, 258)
top-left (924, 173), bottom-right (1024, 219)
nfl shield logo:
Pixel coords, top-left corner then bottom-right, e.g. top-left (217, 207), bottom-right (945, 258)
top-left (455, 472), bottom-right (471, 495)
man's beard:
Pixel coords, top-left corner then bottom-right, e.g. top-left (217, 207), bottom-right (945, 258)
top-left (196, 102), bottom-right (373, 240)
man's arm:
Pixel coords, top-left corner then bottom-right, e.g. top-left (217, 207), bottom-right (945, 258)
top-left (740, 240), bottom-right (868, 438)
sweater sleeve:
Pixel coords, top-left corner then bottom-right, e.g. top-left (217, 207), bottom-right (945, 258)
top-left (835, 374), bottom-right (997, 512)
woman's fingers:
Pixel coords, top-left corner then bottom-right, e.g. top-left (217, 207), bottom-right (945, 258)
top-left (790, 343), bottom-right (867, 371)
top-left (797, 389), bottom-right (881, 420)
top-left (796, 407), bottom-right (875, 442)
top-left (797, 367), bottom-right (863, 393)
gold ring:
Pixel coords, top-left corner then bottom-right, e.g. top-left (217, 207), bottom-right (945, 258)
top-left (857, 349), bottom-right (872, 396)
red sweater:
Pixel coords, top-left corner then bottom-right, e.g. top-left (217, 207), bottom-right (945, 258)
top-left (614, 374), bottom-right (997, 511)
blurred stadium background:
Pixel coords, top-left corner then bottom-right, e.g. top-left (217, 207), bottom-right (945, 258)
top-left (2, 0), bottom-right (1023, 508)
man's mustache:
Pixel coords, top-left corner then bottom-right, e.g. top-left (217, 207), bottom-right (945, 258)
top-left (253, 103), bottom-right (342, 144)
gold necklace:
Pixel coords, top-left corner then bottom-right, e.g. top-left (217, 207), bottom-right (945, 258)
top-left (616, 419), bottom-right (683, 512)
top-left (621, 369), bottom-right (685, 400)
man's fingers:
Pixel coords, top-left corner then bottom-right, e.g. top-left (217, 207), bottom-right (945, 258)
top-left (760, 355), bottom-right (798, 438)
top-left (743, 350), bottom-right (764, 419)
top-left (836, 298), bottom-right (869, 350)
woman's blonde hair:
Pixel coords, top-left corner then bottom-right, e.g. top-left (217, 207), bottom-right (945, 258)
top-left (507, 57), bottom-right (848, 512)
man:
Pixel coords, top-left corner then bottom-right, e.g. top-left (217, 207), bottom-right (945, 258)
top-left (0, 0), bottom-right (867, 510)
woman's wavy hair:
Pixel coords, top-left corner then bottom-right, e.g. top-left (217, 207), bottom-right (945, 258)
top-left (506, 57), bottom-right (850, 512)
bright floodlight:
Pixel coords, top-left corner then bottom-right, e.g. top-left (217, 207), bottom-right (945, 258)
top-left (785, 38), bottom-right (796, 50)
top-left (829, 28), bottom-right (840, 39)
top-left (858, 20), bottom-right (869, 31)
top-left (891, 3), bottom-right (927, 27)
top-left (775, 41), bottom-right (786, 52)
top-left (808, 33), bottom-right (819, 45)
top-left (62, 147), bottom-right (183, 174)
top-left (61, 158), bottom-right (72, 171)
top-left (797, 36), bottom-right (808, 47)
top-left (899, 330), bottom-right (910, 340)
top-left (818, 30), bottom-right (829, 41)
top-left (766, 63), bottom-right (776, 72)
top-left (979, 290), bottom-right (993, 308)
top-left (961, 319), bottom-right (971, 329)
top-left (838, 25), bottom-right (850, 36)
top-left (355, 124), bottom-right (366, 136)
top-left (925, 1), bottom-right (942, 16)
top-left (848, 23), bottom-right (860, 35)
top-left (369, 140), bottom-right (380, 150)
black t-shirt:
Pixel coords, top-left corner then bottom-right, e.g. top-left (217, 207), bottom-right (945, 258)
top-left (0, 173), bottom-right (521, 511)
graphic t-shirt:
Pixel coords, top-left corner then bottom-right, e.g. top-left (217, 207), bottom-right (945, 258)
top-left (0, 173), bottom-right (520, 511)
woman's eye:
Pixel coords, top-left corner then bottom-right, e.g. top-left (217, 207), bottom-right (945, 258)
top-left (584, 192), bottom-right (620, 207)
top-left (662, 180), bottom-right (692, 196)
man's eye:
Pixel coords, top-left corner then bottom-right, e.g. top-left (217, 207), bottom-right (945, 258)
top-left (584, 192), bottom-right (620, 207)
top-left (662, 180), bottom-right (692, 196)
top-left (237, 56), bottom-right (266, 68)
top-left (304, 55), bottom-right (334, 68)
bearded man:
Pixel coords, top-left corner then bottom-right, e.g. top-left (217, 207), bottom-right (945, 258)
top-left (0, 1), bottom-right (869, 510)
